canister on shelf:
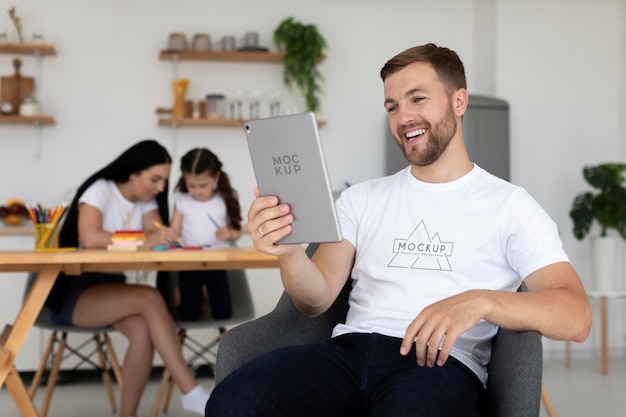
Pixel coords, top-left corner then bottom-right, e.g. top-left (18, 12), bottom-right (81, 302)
top-left (19, 95), bottom-right (39, 116)
top-left (167, 32), bottom-right (187, 51)
top-left (205, 94), bottom-right (225, 118)
top-left (192, 33), bottom-right (211, 51)
top-left (198, 100), bottom-right (207, 118)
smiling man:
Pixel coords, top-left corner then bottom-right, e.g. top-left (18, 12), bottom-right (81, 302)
top-left (206, 43), bottom-right (592, 417)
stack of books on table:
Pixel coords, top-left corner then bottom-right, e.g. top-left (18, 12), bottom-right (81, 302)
top-left (107, 230), bottom-right (146, 251)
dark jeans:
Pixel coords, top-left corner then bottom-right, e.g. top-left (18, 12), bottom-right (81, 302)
top-left (177, 270), bottom-right (232, 321)
top-left (206, 332), bottom-right (486, 417)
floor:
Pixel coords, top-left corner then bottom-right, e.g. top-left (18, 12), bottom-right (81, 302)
top-left (1, 357), bottom-right (625, 416)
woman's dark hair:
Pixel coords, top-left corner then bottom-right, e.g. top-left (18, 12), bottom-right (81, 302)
top-left (380, 43), bottom-right (467, 94)
top-left (59, 139), bottom-right (172, 247)
top-left (175, 148), bottom-right (242, 230)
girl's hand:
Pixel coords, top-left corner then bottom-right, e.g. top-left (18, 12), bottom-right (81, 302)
top-left (144, 225), bottom-right (178, 249)
top-left (215, 226), bottom-right (231, 241)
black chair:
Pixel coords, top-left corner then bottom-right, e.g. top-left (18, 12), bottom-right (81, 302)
top-left (24, 273), bottom-right (122, 417)
top-left (215, 243), bottom-right (557, 417)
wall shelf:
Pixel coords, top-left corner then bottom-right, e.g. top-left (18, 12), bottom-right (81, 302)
top-left (0, 225), bottom-right (34, 236)
top-left (159, 117), bottom-right (247, 127)
top-left (159, 49), bottom-right (283, 63)
top-left (157, 49), bottom-right (327, 137)
top-left (0, 42), bottom-right (56, 56)
top-left (0, 115), bottom-right (56, 126)
top-left (158, 116), bottom-right (326, 128)
top-left (1, 42), bottom-right (57, 158)
top-left (159, 49), bottom-right (326, 64)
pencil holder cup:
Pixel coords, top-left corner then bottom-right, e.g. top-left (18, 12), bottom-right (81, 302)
top-left (35, 223), bottom-right (59, 251)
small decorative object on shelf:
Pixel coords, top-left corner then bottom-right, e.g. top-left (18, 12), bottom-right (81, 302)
top-left (8, 6), bottom-right (24, 44)
top-left (217, 35), bottom-right (236, 51)
top-left (0, 198), bottom-right (31, 226)
top-left (205, 94), bottom-right (225, 119)
top-left (1, 58), bottom-right (34, 115)
top-left (171, 78), bottom-right (189, 118)
top-left (192, 33), bottom-right (211, 51)
top-left (19, 95), bottom-right (39, 116)
top-left (0, 102), bottom-right (12, 114)
top-left (273, 16), bottom-right (327, 114)
top-left (167, 32), bottom-right (187, 51)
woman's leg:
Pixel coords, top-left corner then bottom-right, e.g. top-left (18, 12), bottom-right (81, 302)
top-left (72, 283), bottom-right (200, 394)
top-left (113, 314), bottom-right (155, 417)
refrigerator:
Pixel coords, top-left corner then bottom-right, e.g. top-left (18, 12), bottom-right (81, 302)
top-left (385, 94), bottom-right (510, 181)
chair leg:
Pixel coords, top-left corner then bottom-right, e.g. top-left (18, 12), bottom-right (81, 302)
top-left (39, 332), bottom-right (67, 417)
top-left (93, 333), bottom-right (117, 413)
top-left (28, 332), bottom-right (56, 399)
top-left (158, 328), bottom-right (187, 414)
top-left (163, 377), bottom-right (176, 413)
top-left (103, 333), bottom-right (123, 388)
top-left (541, 382), bottom-right (557, 417)
top-left (150, 367), bottom-right (172, 417)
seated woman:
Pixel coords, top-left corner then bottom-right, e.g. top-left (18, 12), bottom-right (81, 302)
top-left (44, 140), bottom-right (210, 417)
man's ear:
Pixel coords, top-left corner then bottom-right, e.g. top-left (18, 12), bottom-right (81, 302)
top-left (454, 88), bottom-right (469, 116)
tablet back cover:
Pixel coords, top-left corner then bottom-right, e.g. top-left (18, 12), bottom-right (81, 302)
top-left (244, 112), bottom-right (342, 244)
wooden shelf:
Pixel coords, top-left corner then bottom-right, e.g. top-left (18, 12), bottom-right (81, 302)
top-left (0, 225), bottom-right (34, 236)
top-left (159, 49), bottom-right (284, 63)
top-left (159, 49), bottom-right (326, 64)
top-left (159, 117), bottom-right (247, 127)
top-left (0, 115), bottom-right (56, 125)
top-left (0, 42), bottom-right (56, 56)
top-left (158, 117), bottom-right (326, 128)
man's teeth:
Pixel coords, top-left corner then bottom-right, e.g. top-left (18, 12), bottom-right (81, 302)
top-left (406, 128), bottom-right (426, 138)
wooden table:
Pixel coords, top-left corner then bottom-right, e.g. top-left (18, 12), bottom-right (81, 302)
top-left (565, 289), bottom-right (626, 374)
top-left (0, 248), bottom-right (279, 417)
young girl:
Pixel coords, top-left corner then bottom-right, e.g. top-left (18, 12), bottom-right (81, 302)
top-left (45, 140), bottom-right (210, 417)
top-left (170, 147), bottom-right (243, 321)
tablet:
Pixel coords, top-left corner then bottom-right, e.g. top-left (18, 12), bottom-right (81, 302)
top-left (244, 112), bottom-right (342, 244)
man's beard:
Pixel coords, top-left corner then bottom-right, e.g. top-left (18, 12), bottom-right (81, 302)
top-left (400, 106), bottom-right (457, 167)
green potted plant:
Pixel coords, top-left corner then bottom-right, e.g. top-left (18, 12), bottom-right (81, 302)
top-left (273, 17), bottom-right (327, 114)
top-left (570, 162), bottom-right (626, 239)
top-left (569, 162), bottom-right (626, 289)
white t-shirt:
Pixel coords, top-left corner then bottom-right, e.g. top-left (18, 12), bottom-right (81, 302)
top-left (79, 179), bottom-right (158, 235)
top-left (174, 191), bottom-right (230, 248)
top-left (332, 165), bottom-right (569, 384)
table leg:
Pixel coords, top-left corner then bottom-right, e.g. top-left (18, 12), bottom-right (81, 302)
top-left (600, 296), bottom-right (608, 374)
top-left (0, 265), bottom-right (60, 392)
top-left (6, 364), bottom-right (41, 417)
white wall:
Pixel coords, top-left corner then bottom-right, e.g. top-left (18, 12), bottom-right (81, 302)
top-left (1, 0), bottom-right (624, 360)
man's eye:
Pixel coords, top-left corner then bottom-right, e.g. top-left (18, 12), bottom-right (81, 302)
top-left (412, 97), bottom-right (425, 103)
top-left (386, 105), bottom-right (397, 113)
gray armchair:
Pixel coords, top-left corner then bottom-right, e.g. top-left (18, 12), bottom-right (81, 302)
top-left (215, 244), bottom-right (552, 417)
